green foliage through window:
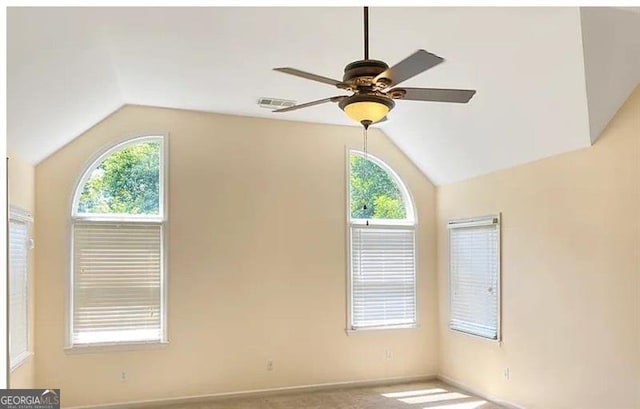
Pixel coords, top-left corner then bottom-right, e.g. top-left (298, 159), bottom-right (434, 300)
top-left (77, 141), bottom-right (161, 215)
top-left (350, 154), bottom-right (407, 219)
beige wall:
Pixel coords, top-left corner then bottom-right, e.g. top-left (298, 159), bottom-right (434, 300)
top-left (436, 86), bottom-right (640, 408)
top-left (8, 152), bottom-right (36, 389)
top-left (34, 106), bottom-right (439, 407)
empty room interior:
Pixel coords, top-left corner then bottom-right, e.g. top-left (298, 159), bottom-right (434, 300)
top-left (5, 5), bottom-right (640, 409)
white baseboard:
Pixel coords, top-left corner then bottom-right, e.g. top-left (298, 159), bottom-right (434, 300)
top-left (67, 374), bottom-right (437, 409)
top-left (437, 374), bottom-right (527, 409)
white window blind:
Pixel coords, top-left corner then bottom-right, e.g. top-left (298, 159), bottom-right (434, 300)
top-left (72, 222), bottom-right (163, 345)
top-left (9, 216), bottom-right (30, 368)
top-left (350, 226), bottom-right (416, 329)
top-left (448, 215), bottom-right (500, 339)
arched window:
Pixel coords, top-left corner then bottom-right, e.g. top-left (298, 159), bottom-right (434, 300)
top-left (348, 151), bottom-right (416, 331)
top-left (69, 135), bottom-right (167, 347)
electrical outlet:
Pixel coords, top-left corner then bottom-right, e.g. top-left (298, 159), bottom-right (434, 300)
top-left (120, 371), bottom-right (127, 382)
top-left (504, 367), bottom-right (510, 381)
top-left (266, 360), bottom-right (273, 371)
top-left (385, 349), bottom-right (393, 360)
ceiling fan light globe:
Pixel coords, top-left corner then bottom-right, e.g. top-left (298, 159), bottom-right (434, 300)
top-left (344, 101), bottom-right (390, 124)
top-left (339, 94), bottom-right (395, 125)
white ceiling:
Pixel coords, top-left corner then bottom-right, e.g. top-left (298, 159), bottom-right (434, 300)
top-left (580, 7), bottom-right (640, 142)
top-left (7, 7), bottom-right (639, 184)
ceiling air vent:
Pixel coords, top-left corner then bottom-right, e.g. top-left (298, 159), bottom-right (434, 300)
top-left (258, 97), bottom-right (296, 110)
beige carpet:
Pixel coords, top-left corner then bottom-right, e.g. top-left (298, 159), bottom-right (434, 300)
top-left (155, 380), bottom-right (505, 409)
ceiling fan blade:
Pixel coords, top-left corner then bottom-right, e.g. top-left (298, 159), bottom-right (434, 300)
top-left (393, 87), bottom-right (476, 103)
top-left (274, 67), bottom-right (346, 87)
top-left (374, 50), bottom-right (444, 88)
top-left (273, 96), bottom-right (347, 113)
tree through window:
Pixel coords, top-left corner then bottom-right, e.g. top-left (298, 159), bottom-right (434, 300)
top-left (350, 154), bottom-right (407, 220)
top-left (77, 140), bottom-right (160, 215)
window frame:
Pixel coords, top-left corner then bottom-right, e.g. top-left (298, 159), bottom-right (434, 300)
top-left (346, 148), bottom-right (418, 333)
top-left (447, 214), bottom-right (502, 341)
top-left (66, 134), bottom-right (169, 351)
top-left (9, 206), bottom-right (33, 370)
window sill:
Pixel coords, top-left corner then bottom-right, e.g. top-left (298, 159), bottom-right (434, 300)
top-left (64, 340), bottom-right (169, 354)
top-left (449, 327), bottom-right (501, 343)
top-left (10, 351), bottom-right (33, 372)
top-left (345, 324), bottom-right (418, 335)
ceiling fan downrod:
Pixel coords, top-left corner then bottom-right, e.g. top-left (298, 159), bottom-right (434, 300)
top-left (364, 6), bottom-right (369, 60)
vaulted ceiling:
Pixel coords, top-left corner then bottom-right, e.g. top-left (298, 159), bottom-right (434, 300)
top-left (7, 7), bottom-right (640, 185)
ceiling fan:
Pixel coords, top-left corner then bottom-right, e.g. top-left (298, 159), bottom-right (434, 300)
top-left (272, 7), bottom-right (476, 129)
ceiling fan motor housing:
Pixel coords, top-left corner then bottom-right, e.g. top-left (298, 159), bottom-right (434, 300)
top-left (343, 59), bottom-right (388, 83)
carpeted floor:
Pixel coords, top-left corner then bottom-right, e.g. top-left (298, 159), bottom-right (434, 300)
top-left (155, 380), bottom-right (505, 409)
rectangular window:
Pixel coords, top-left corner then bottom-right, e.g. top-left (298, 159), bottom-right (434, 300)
top-left (448, 215), bottom-right (500, 340)
top-left (71, 222), bottom-right (164, 345)
top-left (9, 207), bottom-right (32, 369)
top-left (350, 225), bottom-right (416, 330)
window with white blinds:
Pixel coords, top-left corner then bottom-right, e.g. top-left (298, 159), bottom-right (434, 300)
top-left (72, 223), bottom-right (163, 345)
top-left (70, 135), bottom-right (166, 347)
top-left (448, 215), bottom-right (500, 340)
top-left (9, 208), bottom-right (32, 369)
top-left (348, 150), bottom-right (416, 331)
top-left (351, 226), bottom-right (416, 329)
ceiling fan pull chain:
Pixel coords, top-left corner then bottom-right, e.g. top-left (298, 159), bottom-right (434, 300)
top-left (363, 125), bottom-right (369, 163)
top-left (362, 126), bottom-right (370, 226)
